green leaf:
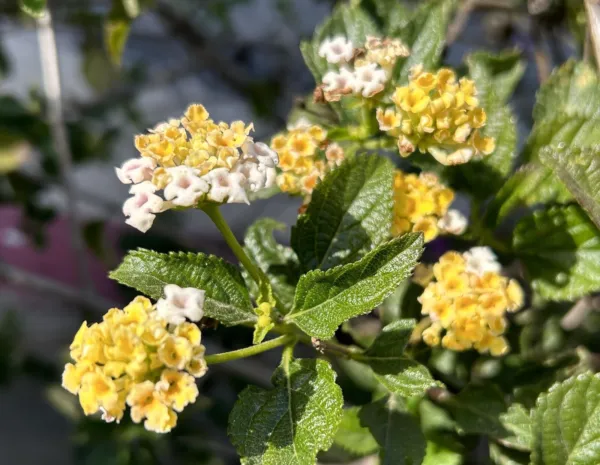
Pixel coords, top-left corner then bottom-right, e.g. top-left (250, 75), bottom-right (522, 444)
top-left (333, 407), bottom-right (379, 457)
top-left (285, 233), bottom-right (423, 339)
top-left (456, 50), bottom-right (524, 197)
top-left (499, 404), bottom-right (532, 451)
top-left (364, 0), bottom-right (412, 35)
top-left (19, 0), bottom-right (46, 17)
top-left (513, 205), bottom-right (600, 301)
top-left (540, 145), bottom-right (600, 230)
top-left (292, 154), bottom-right (394, 272)
top-left (490, 443), bottom-right (530, 465)
top-left (358, 320), bottom-right (441, 397)
top-left (466, 50), bottom-right (526, 103)
top-left (360, 395), bottom-right (426, 465)
top-left (422, 441), bottom-right (462, 465)
top-left (485, 163), bottom-right (572, 227)
top-left (244, 219), bottom-right (300, 313)
top-left (109, 249), bottom-right (256, 326)
top-left (446, 384), bottom-right (508, 437)
top-left (393, 0), bottom-right (457, 84)
top-left (531, 372), bottom-right (600, 465)
top-left (104, 18), bottom-right (130, 66)
top-left (228, 358), bottom-right (343, 465)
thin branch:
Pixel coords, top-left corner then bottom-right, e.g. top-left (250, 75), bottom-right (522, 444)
top-left (36, 10), bottom-right (94, 295)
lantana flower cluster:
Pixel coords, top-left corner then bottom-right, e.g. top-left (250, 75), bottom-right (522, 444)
top-left (116, 104), bottom-right (278, 232)
top-left (316, 35), bottom-right (410, 101)
top-left (62, 285), bottom-right (208, 433)
top-left (377, 66), bottom-right (496, 165)
top-left (417, 247), bottom-right (524, 356)
top-left (392, 170), bottom-right (467, 242)
top-left (271, 119), bottom-right (344, 198)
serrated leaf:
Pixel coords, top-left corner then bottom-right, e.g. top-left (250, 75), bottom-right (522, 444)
top-left (393, 0), bottom-right (456, 84)
top-left (228, 358), bottom-right (343, 465)
top-left (292, 154), bottom-right (394, 272)
top-left (360, 395), bottom-right (426, 465)
top-left (513, 205), bottom-right (600, 301)
top-left (531, 372), bottom-right (600, 465)
top-left (358, 320), bottom-right (442, 397)
top-left (540, 145), bottom-right (600, 230)
top-left (456, 50), bottom-right (523, 197)
top-left (19, 0), bottom-right (46, 17)
top-left (333, 407), bottom-right (379, 456)
top-left (485, 163), bottom-right (572, 226)
top-left (446, 384), bottom-right (508, 437)
top-left (490, 443), bottom-right (530, 465)
top-left (285, 233), bottom-right (423, 339)
top-left (109, 249), bottom-right (256, 326)
top-left (499, 404), bottom-right (532, 451)
top-left (244, 218), bottom-right (300, 313)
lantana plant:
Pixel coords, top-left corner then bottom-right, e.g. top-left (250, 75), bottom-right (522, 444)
top-left (62, 1), bottom-right (600, 464)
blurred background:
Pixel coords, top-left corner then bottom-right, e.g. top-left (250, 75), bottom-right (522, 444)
top-left (0, 0), bottom-right (587, 464)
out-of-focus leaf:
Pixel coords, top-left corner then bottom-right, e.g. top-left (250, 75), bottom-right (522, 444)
top-left (333, 407), bottom-right (379, 457)
top-left (19, 0), bottom-right (46, 17)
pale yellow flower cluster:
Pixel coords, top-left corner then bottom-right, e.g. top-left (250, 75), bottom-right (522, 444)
top-left (377, 66), bottom-right (496, 165)
top-left (418, 251), bottom-right (524, 356)
top-left (271, 121), bottom-right (344, 197)
top-left (62, 296), bottom-right (207, 433)
top-left (392, 171), bottom-right (456, 242)
top-left (116, 104), bottom-right (278, 232)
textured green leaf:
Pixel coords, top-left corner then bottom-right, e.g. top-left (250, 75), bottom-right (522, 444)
top-left (285, 233), bottom-right (423, 339)
top-left (333, 407), bottom-right (379, 456)
top-left (365, 0), bottom-right (412, 35)
top-left (228, 358), bottom-right (343, 465)
top-left (393, 0), bottom-right (457, 84)
top-left (490, 443), bottom-right (530, 465)
top-left (19, 0), bottom-right (46, 17)
top-left (499, 404), bottom-right (532, 451)
top-left (447, 384), bottom-right (508, 437)
top-left (513, 205), bottom-right (600, 301)
top-left (358, 320), bottom-right (441, 397)
top-left (292, 154), bottom-right (394, 272)
top-left (466, 50), bottom-right (525, 103)
top-left (109, 249), bottom-right (256, 326)
top-left (360, 395), bottom-right (426, 465)
top-left (456, 50), bottom-right (523, 197)
top-left (422, 441), bottom-right (462, 465)
top-left (485, 163), bottom-right (572, 226)
top-left (531, 372), bottom-right (600, 465)
top-left (244, 218), bottom-right (300, 313)
top-left (540, 146), bottom-right (600, 230)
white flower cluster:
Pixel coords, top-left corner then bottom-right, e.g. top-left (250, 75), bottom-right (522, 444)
top-left (156, 284), bottom-right (205, 325)
top-left (438, 209), bottom-right (468, 235)
top-left (115, 110), bottom-right (278, 233)
top-left (317, 35), bottom-right (409, 101)
top-left (463, 246), bottom-right (502, 276)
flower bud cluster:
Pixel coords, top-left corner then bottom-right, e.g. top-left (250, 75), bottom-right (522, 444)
top-left (270, 120), bottom-right (344, 198)
top-left (392, 170), bottom-right (466, 242)
top-left (377, 66), bottom-right (496, 165)
top-left (62, 285), bottom-right (208, 433)
top-left (316, 35), bottom-right (409, 101)
top-left (116, 104), bottom-right (278, 232)
top-left (417, 248), bottom-right (524, 356)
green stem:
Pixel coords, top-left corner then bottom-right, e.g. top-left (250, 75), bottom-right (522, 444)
top-left (205, 334), bottom-right (295, 365)
top-left (202, 204), bottom-right (265, 286)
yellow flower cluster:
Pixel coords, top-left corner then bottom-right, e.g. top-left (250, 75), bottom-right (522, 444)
top-left (358, 36), bottom-right (411, 74)
top-left (62, 296), bottom-right (207, 433)
top-left (392, 171), bottom-right (455, 242)
top-left (377, 66), bottom-right (496, 165)
top-left (418, 252), bottom-right (524, 356)
top-left (136, 104), bottom-right (254, 181)
top-left (271, 123), bottom-right (344, 197)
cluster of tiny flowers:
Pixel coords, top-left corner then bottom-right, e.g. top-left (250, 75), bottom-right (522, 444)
top-left (417, 247), bottom-right (524, 356)
top-left (392, 170), bottom-right (467, 242)
top-left (377, 66), bottom-right (496, 165)
top-left (316, 35), bottom-right (410, 102)
top-left (116, 104), bottom-right (278, 232)
top-left (271, 119), bottom-right (344, 197)
top-left (62, 285), bottom-right (208, 433)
